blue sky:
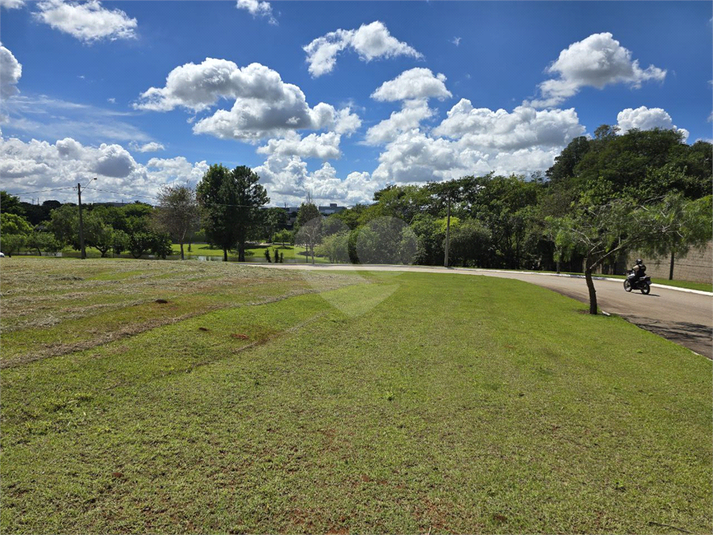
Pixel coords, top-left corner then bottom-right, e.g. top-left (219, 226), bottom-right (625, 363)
top-left (1, 1), bottom-right (711, 206)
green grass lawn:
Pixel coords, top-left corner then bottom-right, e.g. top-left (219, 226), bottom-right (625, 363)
top-left (1, 259), bottom-right (711, 533)
top-left (170, 243), bottom-right (330, 263)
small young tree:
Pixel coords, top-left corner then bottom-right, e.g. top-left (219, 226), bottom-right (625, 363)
top-left (296, 202), bottom-right (322, 263)
top-left (639, 194), bottom-right (712, 280)
top-left (548, 194), bottom-right (709, 315)
top-left (155, 184), bottom-right (199, 260)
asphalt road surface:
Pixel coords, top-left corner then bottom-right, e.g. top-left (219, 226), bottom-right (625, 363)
top-left (251, 263), bottom-right (713, 358)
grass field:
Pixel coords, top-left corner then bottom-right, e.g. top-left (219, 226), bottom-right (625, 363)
top-left (1, 258), bottom-right (711, 533)
top-left (170, 243), bottom-right (329, 263)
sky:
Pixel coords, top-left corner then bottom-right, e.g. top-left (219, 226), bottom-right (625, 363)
top-left (1, 0), bottom-right (711, 207)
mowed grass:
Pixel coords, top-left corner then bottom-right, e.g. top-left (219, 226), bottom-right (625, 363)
top-left (1, 261), bottom-right (711, 534)
top-left (0, 257), bottom-right (354, 367)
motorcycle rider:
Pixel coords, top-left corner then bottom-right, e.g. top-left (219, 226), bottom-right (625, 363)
top-left (631, 258), bottom-right (647, 283)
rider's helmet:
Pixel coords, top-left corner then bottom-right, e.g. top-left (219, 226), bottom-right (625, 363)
top-left (636, 259), bottom-right (642, 265)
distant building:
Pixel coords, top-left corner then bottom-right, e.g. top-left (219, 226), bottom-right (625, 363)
top-left (277, 203), bottom-right (346, 229)
top-left (318, 203), bottom-right (345, 215)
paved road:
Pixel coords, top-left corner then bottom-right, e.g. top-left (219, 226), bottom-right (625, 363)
top-left (248, 263), bottom-right (713, 358)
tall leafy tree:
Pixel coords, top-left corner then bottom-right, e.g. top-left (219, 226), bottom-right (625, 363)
top-left (232, 166), bottom-right (269, 262)
top-left (197, 165), bottom-right (269, 262)
top-left (154, 184), bottom-right (199, 260)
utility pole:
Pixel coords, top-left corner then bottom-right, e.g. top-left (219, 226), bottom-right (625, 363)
top-left (444, 194), bottom-right (451, 268)
top-left (78, 182), bottom-right (86, 259)
top-left (77, 177), bottom-right (96, 259)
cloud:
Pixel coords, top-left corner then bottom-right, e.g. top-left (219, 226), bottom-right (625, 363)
top-left (0, 135), bottom-right (207, 203)
top-left (616, 106), bottom-right (689, 141)
top-left (3, 94), bottom-right (152, 143)
top-left (365, 99), bottom-right (435, 145)
top-left (433, 99), bottom-right (586, 150)
top-left (0, 0), bottom-right (25, 9)
top-left (236, 0), bottom-right (276, 24)
top-left (130, 141), bottom-right (166, 153)
top-left (254, 155), bottom-right (380, 205)
top-left (371, 68), bottom-right (451, 102)
top-left (34, 0), bottom-right (137, 43)
top-left (369, 101), bottom-right (586, 184)
top-left (371, 129), bottom-right (565, 184)
top-left (257, 132), bottom-right (342, 160)
top-left (136, 58), bottom-right (360, 141)
top-left (0, 44), bottom-right (22, 99)
top-left (304, 21), bottom-right (422, 77)
top-left (529, 32), bottom-right (666, 108)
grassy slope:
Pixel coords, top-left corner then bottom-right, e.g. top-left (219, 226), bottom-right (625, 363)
top-left (1, 262), bottom-right (711, 534)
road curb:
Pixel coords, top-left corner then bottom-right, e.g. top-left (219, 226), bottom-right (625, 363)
top-left (245, 263), bottom-right (713, 296)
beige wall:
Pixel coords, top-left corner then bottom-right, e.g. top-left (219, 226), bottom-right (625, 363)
top-left (627, 241), bottom-right (712, 284)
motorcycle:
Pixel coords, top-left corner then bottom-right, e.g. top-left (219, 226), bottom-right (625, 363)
top-left (624, 270), bottom-right (651, 294)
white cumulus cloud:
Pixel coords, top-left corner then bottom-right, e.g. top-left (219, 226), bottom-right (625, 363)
top-left (254, 154), bottom-right (380, 206)
top-left (236, 0), bottom-right (276, 24)
top-left (616, 106), bottom-right (689, 141)
top-left (0, 135), bottom-right (207, 203)
top-left (371, 68), bottom-right (451, 102)
top-left (34, 0), bottom-right (137, 43)
top-left (365, 99), bottom-right (435, 145)
top-left (304, 21), bottom-right (422, 77)
top-left (369, 100), bottom-right (586, 184)
top-left (529, 32), bottom-right (666, 108)
top-left (136, 58), bottom-right (360, 141)
top-left (434, 99), bottom-right (586, 150)
top-left (257, 132), bottom-right (342, 160)
top-left (0, 44), bottom-right (22, 99)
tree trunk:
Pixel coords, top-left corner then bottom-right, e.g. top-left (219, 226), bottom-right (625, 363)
top-left (223, 248), bottom-right (228, 262)
top-left (238, 243), bottom-right (245, 262)
top-left (669, 251), bottom-right (675, 280)
top-left (180, 242), bottom-right (185, 260)
top-left (585, 264), bottom-right (598, 315)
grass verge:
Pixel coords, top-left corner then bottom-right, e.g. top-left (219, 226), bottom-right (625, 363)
top-left (1, 264), bottom-right (711, 533)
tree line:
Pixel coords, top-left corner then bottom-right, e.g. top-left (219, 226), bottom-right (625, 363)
top-left (2, 126), bottom-right (711, 311)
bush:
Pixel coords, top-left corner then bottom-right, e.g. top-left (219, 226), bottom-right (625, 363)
top-left (150, 232), bottom-right (173, 259)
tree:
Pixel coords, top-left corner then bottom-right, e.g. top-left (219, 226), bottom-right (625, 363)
top-left (296, 202), bottom-right (321, 263)
top-left (48, 205), bottom-right (80, 249)
top-left (0, 191), bottom-right (24, 216)
top-left (26, 231), bottom-right (62, 256)
top-left (154, 184), bottom-right (199, 260)
top-left (127, 232), bottom-right (154, 259)
top-left (639, 194), bottom-right (713, 280)
top-left (548, 193), bottom-right (706, 315)
top-left (264, 207), bottom-right (287, 243)
top-left (91, 224), bottom-right (116, 258)
top-left (197, 165), bottom-right (269, 262)
top-left (0, 212), bottom-right (32, 256)
top-left (150, 232), bottom-right (174, 259)
top-left (449, 219), bottom-right (492, 267)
